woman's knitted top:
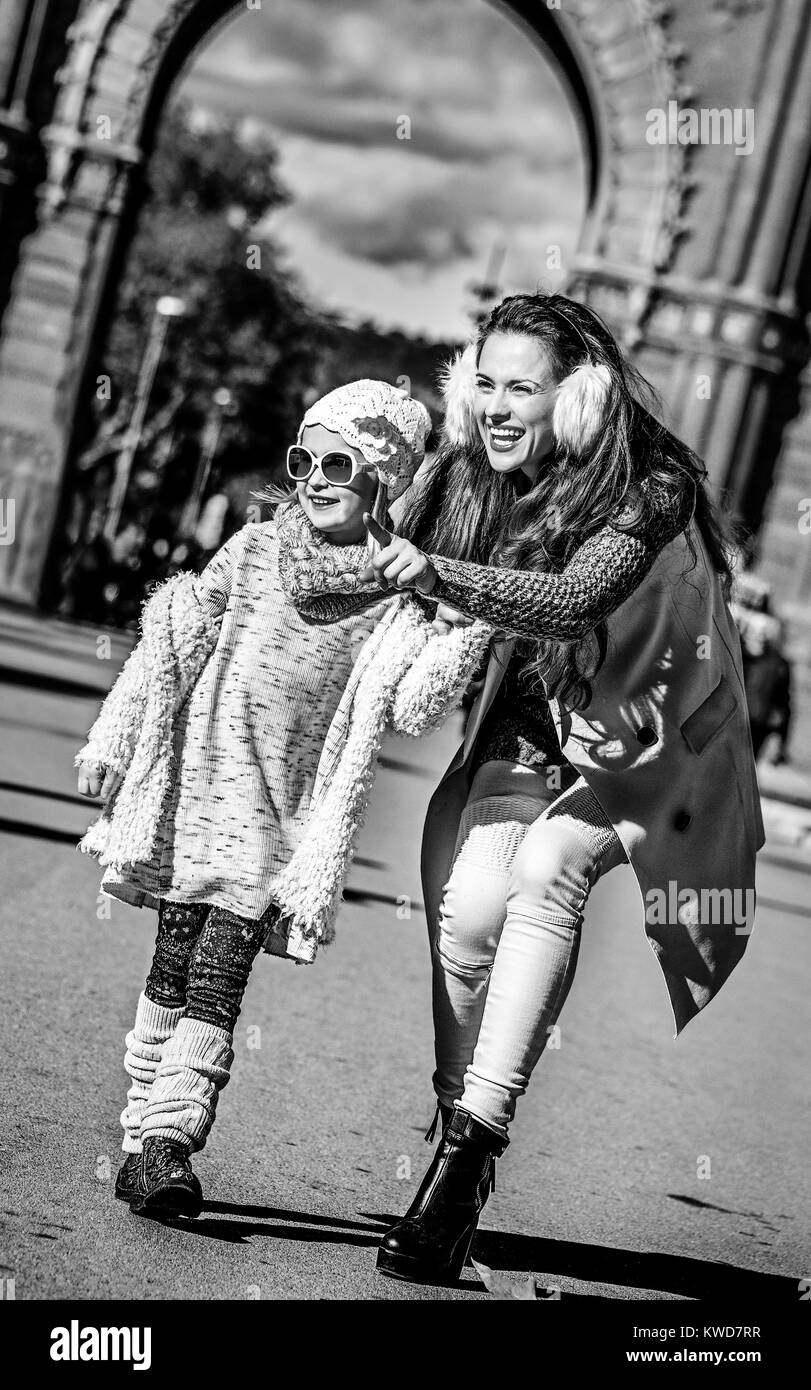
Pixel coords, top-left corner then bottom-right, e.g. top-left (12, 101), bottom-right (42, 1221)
top-left (444, 493), bottom-right (693, 774)
top-left (471, 644), bottom-right (580, 783)
top-left (428, 496), bottom-right (692, 641)
top-left (295, 486), bottom-right (695, 777)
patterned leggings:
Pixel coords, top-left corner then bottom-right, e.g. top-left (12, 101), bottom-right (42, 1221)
top-left (144, 899), bottom-right (277, 1033)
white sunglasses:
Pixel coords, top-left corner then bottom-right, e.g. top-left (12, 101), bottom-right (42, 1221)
top-left (286, 444), bottom-right (368, 487)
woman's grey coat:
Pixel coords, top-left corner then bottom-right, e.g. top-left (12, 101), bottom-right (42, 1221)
top-left (421, 520), bottom-right (765, 1035)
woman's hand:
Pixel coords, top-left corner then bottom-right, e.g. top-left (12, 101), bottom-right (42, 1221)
top-left (432, 602), bottom-right (474, 635)
top-left (361, 514), bottom-right (438, 596)
top-left (77, 760), bottom-right (123, 800)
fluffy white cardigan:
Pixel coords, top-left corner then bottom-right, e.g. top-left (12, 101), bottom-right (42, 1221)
top-left (75, 569), bottom-right (490, 960)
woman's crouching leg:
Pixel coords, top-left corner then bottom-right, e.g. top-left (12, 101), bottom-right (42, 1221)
top-left (432, 790), bottom-right (550, 1109)
top-left (459, 784), bottom-right (625, 1139)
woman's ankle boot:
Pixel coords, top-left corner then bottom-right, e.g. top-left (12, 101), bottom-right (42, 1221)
top-left (377, 1108), bottom-right (508, 1285)
top-left (423, 1101), bottom-right (455, 1143)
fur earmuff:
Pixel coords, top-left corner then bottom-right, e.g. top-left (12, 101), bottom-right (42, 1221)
top-left (439, 341), bottom-right (479, 446)
top-left (552, 362), bottom-right (612, 454)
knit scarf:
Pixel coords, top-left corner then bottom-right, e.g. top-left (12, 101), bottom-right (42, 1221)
top-left (275, 495), bottom-right (387, 610)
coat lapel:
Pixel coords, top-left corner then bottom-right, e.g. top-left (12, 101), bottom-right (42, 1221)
top-left (462, 635), bottom-right (514, 760)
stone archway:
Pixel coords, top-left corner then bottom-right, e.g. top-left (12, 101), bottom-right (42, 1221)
top-left (0, 0), bottom-right (810, 658)
top-left (0, 0), bottom-right (711, 605)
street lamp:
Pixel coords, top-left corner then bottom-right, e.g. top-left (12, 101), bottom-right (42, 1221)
top-left (103, 294), bottom-right (186, 542)
top-left (179, 386), bottom-right (236, 539)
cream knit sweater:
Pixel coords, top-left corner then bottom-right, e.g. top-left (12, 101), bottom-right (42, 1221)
top-left (87, 519), bottom-right (395, 923)
top-left (76, 515), bottom-right (490, 961)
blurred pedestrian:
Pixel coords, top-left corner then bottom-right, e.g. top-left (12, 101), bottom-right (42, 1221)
top-left (57, 509), bottom-right (115, 624)
top-left (740, 614), bottom-right (792, 762)
top-left (731, 574), bottom-right (793, 762)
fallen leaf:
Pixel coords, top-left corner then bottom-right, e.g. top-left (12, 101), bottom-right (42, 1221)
top-left (472, 1259), bottom-right (541, 1300)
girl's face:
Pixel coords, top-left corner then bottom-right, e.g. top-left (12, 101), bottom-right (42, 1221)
top-left (474, 332), bottom-right (560, 483)
top-left (296, 425), bottom-right (378, 543)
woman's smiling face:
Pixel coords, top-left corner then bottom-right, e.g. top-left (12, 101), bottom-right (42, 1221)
top-left (474, 332), bottom-right (560, 482)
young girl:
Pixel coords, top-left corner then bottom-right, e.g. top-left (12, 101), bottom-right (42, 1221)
top-left (75, 378), bottom-right (489, 1221)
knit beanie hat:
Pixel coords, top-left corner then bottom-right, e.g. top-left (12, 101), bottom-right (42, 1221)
top-left (297, 379), bottom-right (432, 502)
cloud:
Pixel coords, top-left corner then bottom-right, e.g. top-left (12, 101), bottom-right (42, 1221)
top-left (267, 135), bottom-right (583, 268)
top-left (178, 0), bottom-right (586, 334)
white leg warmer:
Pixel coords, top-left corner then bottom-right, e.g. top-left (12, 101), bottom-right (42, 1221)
top-left (121, 992), bottom-right (185, 1155)
top-left (139, 1016), bottom-right (235, 1154)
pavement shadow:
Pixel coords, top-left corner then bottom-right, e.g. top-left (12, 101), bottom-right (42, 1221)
top-left (154, 1198), bottom-right (390, 1247)
top-left (359, 1214), bottom-right (799, 1299)
top-left (136, 1199), bottom-right (801, 1301)
top-left (463, 1225), bottom-right (797, 1300)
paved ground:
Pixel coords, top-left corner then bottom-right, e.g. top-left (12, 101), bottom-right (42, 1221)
top-left (1, 610), bottom-right (809, 1301)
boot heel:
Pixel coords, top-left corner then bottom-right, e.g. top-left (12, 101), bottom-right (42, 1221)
top-left (376, 1219), bottom-right (477, 1286)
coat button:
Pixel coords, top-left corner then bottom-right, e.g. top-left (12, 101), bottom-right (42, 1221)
top-left (636, 725), bottom-right (657, 745)
top-left (673, 810), bottom-right (692, 831)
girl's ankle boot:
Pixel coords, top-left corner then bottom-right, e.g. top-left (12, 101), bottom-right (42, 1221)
top-left (377, 1108), bottom-right (507, 1285)
top-left (129, 1137), bottom-right (203, 1219)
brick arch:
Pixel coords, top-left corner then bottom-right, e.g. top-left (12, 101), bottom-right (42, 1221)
top-left (46, 0), bottom-right (695, 335)
top-left (0, 0), bottom-right (693, 604)
top-left (2, 0), bottom-right (810, 628)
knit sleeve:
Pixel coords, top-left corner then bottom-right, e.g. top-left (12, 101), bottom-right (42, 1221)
top-left (191, 525), bottom-right (251, 619)
top-left (74, 638), bottom-right (149, 773)
top-left (429, 503), bottom-right (689, 642)
top-left (296, 586), bottom-right (396, 624)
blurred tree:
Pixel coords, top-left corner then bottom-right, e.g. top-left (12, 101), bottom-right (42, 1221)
top-left (55, 101), bottom-right (455, 626)
top-left (313, 321), bottom-right (455, 429)
top-left (84, 101), bottom-right (330, 497)
top-left (56, 101), bottom-right (332, 622)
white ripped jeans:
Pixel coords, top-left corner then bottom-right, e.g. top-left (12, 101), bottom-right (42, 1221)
top-left (432, 760), bottom-right (627, 1138)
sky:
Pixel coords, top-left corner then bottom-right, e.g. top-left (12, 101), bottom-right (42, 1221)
top-left (178, 0), bottom-right (586, 341)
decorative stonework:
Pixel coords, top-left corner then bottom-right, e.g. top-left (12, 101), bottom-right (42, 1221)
top-left (562, 0), bottom-right (698, 345)
top-left (1, 0), bottom-right (696, 605)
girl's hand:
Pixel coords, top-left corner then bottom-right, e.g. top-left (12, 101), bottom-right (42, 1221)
top-left (361, 514), bottom-right (438, 596)
top-left (77, 761), bottom-right (123, 800)
top-left (432, 602), bottom-right (474, 635)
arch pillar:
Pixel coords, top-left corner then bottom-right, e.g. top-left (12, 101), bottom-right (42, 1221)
top-left (0, 0), bottom-right (706, 605)
top-left (0, 0), bottom-right (207, 602)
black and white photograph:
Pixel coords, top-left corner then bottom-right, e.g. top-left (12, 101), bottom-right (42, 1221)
top-left (0, 0), bottom-right (809, 1359)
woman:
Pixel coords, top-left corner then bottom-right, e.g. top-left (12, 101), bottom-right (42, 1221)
top-left (294, 293), bottom-right (764, 1286)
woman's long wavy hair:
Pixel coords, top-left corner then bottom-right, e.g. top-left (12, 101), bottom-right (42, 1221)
top-left (399, 292), bottom-right (736, 710)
